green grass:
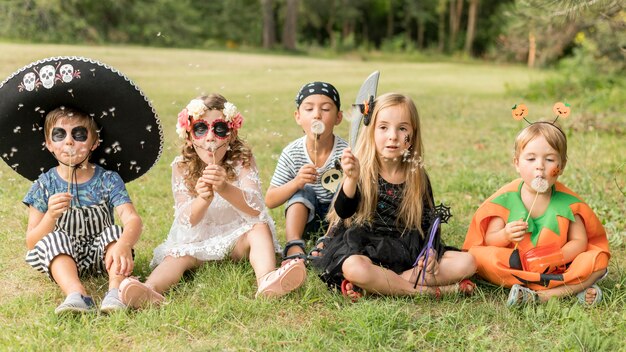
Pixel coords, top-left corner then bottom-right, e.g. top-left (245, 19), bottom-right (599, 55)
top-left (0, 42), bottom-right (624, 351)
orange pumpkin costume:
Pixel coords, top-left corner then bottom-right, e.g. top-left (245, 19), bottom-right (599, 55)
top-left (462, 179), bottom-right (610, 290)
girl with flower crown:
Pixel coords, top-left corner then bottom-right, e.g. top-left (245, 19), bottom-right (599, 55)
top-left (119, 94), bottom-right (306, 306)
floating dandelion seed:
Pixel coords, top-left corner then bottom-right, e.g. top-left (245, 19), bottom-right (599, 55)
top-left (109, 107), bottom-right (116, 116)
top-left (99, 158), bottom-right (107, 165)
top-left (10, 147), bottom-right (18, 157)
top-left (11, 163), bottom-right (19, 169)
top-left (104, 147), bottom-right (112, 154)
top-left (13, 126), bottom-right (21, 133)
top-left (1, 153), bottom-right (7, 158)
top-left (90, 68), bottom-right (96, 76)
top-left (140, 141), bottom-right (145, 148)
top-left (35, 107), bottom-right (40, 112)
top-left (18, 103), bottom-right (23, 110)
top-left (68, 89), bottom-right (74, 97)
top-left (146, 125), bottom-right (152, 132)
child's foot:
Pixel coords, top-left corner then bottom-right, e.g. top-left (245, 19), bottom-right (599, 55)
top-left (341, 279), bottom-right (363, 302)
top-left (256, 258), bottom-right (307, 298)
top-left (457, 279), bottom-right (476, 296)
top-left (119, 277), bottom-right (165, 309)
top-left (281, 239), bottom-right (307, 266)
top-left (506, 284), bottom-right (538, 307)
top-left (577, 284), bottom-right (603, 306)
top-left (55, 292), bottom-right (95, 315)
top-left (308, 236), bottom-right (327, 260)
top-left (100, 288), bottom-right (126, 314)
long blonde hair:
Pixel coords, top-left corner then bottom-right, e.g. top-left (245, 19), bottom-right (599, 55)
top-left (178, 94), bottom-right (253, 195)
top-left (327, 93), bottom-right (432, 236)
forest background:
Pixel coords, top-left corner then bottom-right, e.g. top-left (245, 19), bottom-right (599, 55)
top-left (0, 0), bottom-right (624, 350)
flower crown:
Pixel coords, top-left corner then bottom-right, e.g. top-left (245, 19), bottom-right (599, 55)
top-left (512, 102), bottom-right (570, 136)
top-left (176, 99), bottom-right (244, 139)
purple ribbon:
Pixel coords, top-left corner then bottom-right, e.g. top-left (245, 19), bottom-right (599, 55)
top-left (412, 217), bottom-right (440, 289)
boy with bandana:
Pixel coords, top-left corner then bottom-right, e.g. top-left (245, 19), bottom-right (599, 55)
top-left (265, 82), bottom-right (348, 263)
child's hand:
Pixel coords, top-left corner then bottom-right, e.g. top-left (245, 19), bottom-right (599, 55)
top-left (505, 219), bottom-right (528, 244)
top-left (105, 241), bottom-right (134, 277)
top-left (195, 178), bottom-right (214, 201)
top-left (341, 148), bottom-right (360, 180)
top-left (415, 249), bottom-right (439, 283)
top-left (202, 165), bottom-right (228, 193)
top-left (47, 192), bottom-right (72, 219)
top-left (295, 164), bottom-right (318, 188)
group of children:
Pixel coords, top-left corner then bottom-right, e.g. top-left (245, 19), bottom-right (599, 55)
top-left (0, 57), bottom-right (610, 314)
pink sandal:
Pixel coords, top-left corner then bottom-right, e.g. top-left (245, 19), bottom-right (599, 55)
top-left (256, 258), bottom-right (307, 298)
top-left (119, 277), bottom-right (165, 309)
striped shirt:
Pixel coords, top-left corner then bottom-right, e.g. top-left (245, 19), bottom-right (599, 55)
top-left (270, 135), bottom-right (348, 204)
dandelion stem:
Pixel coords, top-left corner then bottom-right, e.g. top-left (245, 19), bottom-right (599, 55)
top-left (515, 191), bottom-right (540, 250)
top-left (67, 153), bottom-right (72, 194)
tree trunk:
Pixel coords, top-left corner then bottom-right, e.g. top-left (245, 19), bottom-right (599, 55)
top-left (464, 0), bottom-right (478, 55)
top-left (437, 0), bottom-right (446, 52)
top-left (261, 0), bottom-right (275, 49)
top-left (282, 0), bottom-right (299, 50)
top-left (387, 0), bottom-right (394, 39)
top-left (449, 0), bottom-right (463, 50)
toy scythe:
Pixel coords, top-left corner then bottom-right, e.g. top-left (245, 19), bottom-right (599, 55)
top-left (349, 71), bottom-right (379, 148)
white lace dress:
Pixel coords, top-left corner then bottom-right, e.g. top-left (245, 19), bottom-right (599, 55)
top-left (151, 156), bottom-right (279, 267)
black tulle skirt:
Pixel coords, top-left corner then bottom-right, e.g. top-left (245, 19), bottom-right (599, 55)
top-left (313, 224), bottom-right (447, 289)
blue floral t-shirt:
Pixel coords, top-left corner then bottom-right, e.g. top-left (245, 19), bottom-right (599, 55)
top-left (23, 165), bottom-right (131, 215)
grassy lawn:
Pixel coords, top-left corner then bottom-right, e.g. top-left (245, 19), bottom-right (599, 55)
top-left (0, 42), bottom-right (624, 351)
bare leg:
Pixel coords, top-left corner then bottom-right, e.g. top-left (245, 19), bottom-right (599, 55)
top-left (536, 269), bottom-right (606, 303)
top-left (341, 255), bottom-right (443, 296)
top-left (49, 254), bottom-right (86, 296)
top-left (104, 242), bottom-right (126, 290)
top-left (144, 255), bottom-right (202, 294)
top-left (231, 223), bottom-right (276, 282)
top-left (284, 203), bottom-right (309, 257)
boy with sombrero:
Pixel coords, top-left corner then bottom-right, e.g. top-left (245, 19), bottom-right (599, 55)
top-left (0, 57), bottom-right (162, 314)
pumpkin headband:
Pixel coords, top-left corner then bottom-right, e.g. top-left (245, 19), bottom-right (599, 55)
top-left (511, 102), bottom-right (570, 136)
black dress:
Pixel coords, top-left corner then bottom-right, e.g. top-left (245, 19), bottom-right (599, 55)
top-left (314, 176), bottom-right (446, 289)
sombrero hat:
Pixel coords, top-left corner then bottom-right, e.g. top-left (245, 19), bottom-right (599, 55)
top-left (0, 56), bottom-right (162, 183)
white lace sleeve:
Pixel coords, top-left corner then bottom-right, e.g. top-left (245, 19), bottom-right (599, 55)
top-left (171, 157), bottom-right (195, 227)
top-left (235, 157), bottom-right (266, 214)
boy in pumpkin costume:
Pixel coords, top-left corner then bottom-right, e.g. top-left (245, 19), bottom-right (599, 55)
top-left (462, 103), bottom-right (610, 306)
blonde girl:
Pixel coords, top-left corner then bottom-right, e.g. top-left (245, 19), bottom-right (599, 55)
top-left (315, 93), bottom-right (475, 300)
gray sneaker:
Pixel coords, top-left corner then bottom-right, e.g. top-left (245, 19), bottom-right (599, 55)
top-left (55, 292), bottom-right (95, 315)
top-left (100, 288), bottom-right (126, 313)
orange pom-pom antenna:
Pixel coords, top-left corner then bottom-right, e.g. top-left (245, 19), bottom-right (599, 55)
top-left (511, 103), bottom-right (528, 121)
top-left (552, 102), bottom-right (571, 119)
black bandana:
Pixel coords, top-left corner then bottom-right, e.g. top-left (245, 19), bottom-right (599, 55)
top-left (295, 81), bottom-right (341, 110)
